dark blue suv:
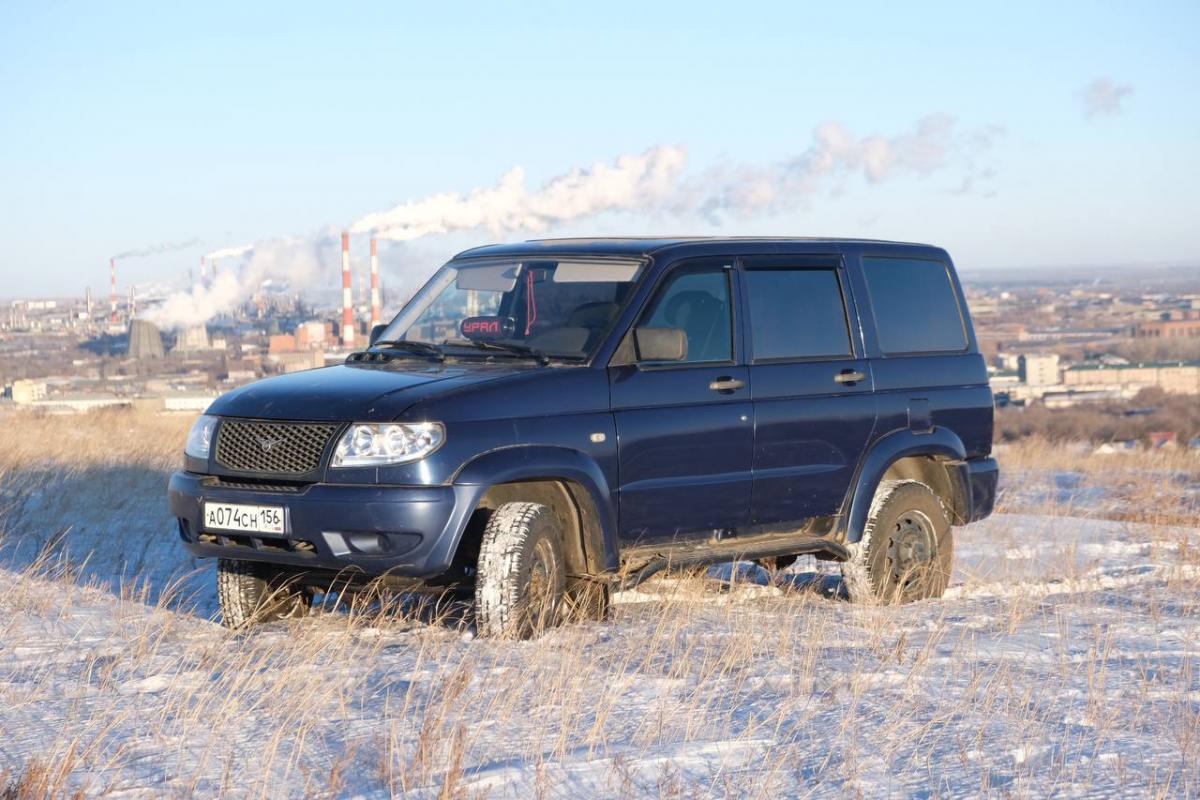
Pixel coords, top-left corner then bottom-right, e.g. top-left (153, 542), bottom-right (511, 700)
top-left (169, 237), bottom-right (998, 636)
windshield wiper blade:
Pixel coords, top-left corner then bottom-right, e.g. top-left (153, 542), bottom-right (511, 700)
top-left (372, 340), bottom-right (445, 360)
top-left (443, 339), bottom-right (551, 365)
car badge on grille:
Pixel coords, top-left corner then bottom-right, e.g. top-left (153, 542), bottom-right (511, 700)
top-left (257, 436), bottom-right (284, 453)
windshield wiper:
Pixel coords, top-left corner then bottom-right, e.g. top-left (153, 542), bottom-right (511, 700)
top-left (372, 340), bottom-right (445, 360)
top-left (443, 339), bottom-right (553, 365)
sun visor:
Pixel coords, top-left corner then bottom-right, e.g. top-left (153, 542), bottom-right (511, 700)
top-left (552, 260), bottom-right (643, 283)
top-left (456, 263), bottom-right (521, 292)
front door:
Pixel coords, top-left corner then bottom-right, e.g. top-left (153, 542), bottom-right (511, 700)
top-left (609, 259), bottom-right (753, 545)
top-left (740, 256), bottom-right (878, 526)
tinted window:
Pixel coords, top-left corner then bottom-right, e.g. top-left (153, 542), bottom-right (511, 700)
top-left (745, 268), bottom-right (851, 360)
top-left (640, 268), bottom-right (732, 363)
top-left (862, 257), bottom-right (966, 354)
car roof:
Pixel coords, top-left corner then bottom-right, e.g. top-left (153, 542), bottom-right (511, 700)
top-left (454, 236), bottom-right (942, 260)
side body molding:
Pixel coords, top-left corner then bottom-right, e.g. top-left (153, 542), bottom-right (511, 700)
top-left (841, 427), bottom-right (969, 545)
top-left (453, 446), bottom-right (620, 571)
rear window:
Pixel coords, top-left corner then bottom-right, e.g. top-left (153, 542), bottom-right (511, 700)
top-left (745, 268), bottom-right (852, 360)
top-left (861, 257), bottom-right (967, 354)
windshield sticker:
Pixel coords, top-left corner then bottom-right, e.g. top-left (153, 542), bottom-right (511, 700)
top-left (460, 315), bottom-right (516, 340)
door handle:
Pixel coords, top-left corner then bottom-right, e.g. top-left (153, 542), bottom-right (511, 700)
top-left (834, 369), bottom-right (866, 384)
top-left (709, 377), bottom-right (746, 392)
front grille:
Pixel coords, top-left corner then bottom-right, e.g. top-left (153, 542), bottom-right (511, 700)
top-left (214, 420), bottom-right (340, 475)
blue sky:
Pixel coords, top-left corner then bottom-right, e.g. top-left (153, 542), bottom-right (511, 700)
top-left (1, 1), bottom-right (1198, 297)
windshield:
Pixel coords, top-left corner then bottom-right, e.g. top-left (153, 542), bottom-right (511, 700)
top-left (375, 257), bottom-right (644, 361)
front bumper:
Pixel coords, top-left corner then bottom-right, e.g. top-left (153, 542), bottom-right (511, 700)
top-left (168, 472), bottom-right (482, 577)
top-left (966, 456), bottom-right (999, 522)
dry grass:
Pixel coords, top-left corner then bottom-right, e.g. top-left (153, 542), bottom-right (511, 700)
top-left (0, 407), bottom-right (190, 470)
top-left (994, 437), bottom-right (1200, 525)
top-left (0, 409), bottom-right (1197, 797)
top-left (995, 437), bottom-right (1200, 474)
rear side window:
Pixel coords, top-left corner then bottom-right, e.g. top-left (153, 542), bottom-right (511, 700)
top-left (861, 257), bottom-right (967, 354)
top-left (745, 268), bottom-right (852, 360)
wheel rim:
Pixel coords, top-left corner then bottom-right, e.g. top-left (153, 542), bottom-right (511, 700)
top-left (525, 537), bottom-right (560, 631)
top-left (886, 509), bottom-right (937, 595)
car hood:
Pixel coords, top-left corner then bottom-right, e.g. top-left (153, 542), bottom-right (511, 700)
top-left (207, 362), bottom-right (534, 421)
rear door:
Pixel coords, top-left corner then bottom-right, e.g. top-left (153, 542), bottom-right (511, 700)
top-left (608, 259), bottom-right (753, 545)
top-left (740, 255), bottom-right (877, 526)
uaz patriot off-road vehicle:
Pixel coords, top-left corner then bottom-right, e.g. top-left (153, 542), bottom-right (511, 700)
top-left (169, 238), bottom-right (998, 636)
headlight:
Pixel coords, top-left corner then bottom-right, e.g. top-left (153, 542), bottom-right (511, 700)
top-left (331, 422), bottom-right (445, 467)
top-left (185, 415), bottom-right (218, 459)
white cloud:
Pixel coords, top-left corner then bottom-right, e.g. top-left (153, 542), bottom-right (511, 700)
top-left (1080, 77), bottom-right (1133, 119)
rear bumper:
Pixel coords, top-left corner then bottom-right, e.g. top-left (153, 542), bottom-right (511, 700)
top-left (966, 456), bottom-right (999, 522)
top-left (168, 472), bottom-right (482, 578)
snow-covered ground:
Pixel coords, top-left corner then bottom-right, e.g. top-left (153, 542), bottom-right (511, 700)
top-left (2, 460), bottom-right (1199, 797)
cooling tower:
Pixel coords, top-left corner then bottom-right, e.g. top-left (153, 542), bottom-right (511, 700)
top-left (128, 319), bottom-right (165, 360)
top-left (174, 324), bottom-right (212, 352)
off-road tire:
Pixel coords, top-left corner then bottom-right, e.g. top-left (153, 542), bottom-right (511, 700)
top-left (217, 558), bottom-right (312, 629)
top-left (843, 480), bottom-right (953, 603)
top-left (474, 502), bottom-right (567, 639)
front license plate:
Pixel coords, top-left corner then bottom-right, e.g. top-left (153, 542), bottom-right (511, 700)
top-left (203, 502), bottom-right (285, 534)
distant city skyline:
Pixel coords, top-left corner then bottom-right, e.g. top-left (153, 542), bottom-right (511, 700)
top-left (1, 1), bottom-right (1197, 298)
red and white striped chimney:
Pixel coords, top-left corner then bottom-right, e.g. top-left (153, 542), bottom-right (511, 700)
top-left (341, 231), bottom-right (354, 348)
top-left (370, 237), bottom-right (381, 328)
top-left (109, 258), bottom-right (118, 323)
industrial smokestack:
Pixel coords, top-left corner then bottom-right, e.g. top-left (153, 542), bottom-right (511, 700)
top-left (109, 258), bottom-right (118, 324)
top-left (370, 237), bottom-right (381, 327)
top-left (200, 255), bottom-right (208, 285)
top-left (341, 231), bottom-right (354, 348)
top-left (129, 285), bottom-right (137, 319)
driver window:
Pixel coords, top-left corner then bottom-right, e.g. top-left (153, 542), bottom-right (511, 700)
top-left (640, 267), bottom-right (733, 363)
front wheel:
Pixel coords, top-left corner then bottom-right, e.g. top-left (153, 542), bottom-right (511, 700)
top-left (217, 559), bottom-right (312, 629)
top-left (474, 502), bottom-right (567, 639)
top-left (843, 480), bottom-right (954, 603)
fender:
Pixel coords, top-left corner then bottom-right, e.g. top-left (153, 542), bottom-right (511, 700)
top-left (453, 445), bottom-right (620, 572)
top-left (841, 427), bottom-right (968, 545)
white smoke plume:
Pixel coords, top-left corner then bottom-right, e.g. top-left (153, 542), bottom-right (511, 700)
top-left (350, 146), bottom-right (688, 241)
top-left (206, 244), bottom-right (254, 260)
top-left (146, 236), bottom-right (338, 330)
top-left (113, 237), bottom-right (201, 260)
top-left (682, 114), bottom-right (998, 219)
top-left (146, 114), bottom-right (998, 329)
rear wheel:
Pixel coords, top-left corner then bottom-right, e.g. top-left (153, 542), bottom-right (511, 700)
top-left (474, 502), bottom-right (567, 639)
top-left (217, 559), bottom-right (312, 629)
top-left (843, 480), bottom-right (953, 603)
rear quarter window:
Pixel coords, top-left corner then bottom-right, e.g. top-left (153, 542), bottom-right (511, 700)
top-left (861, 257), bottom-right (967, 354)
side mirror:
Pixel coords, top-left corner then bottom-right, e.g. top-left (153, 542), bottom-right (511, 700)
top-left (634, 327), bottom-right (688, 362)
top-left (368, 324), bottom-right (388, 347)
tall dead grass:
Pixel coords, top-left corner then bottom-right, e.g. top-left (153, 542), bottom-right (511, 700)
top-left (0, 409), bottom-right (1196, 797)
top-left (0, 407), bottom-right (191, 470)
top-left (995, 437), bottom-right (1200, 525)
